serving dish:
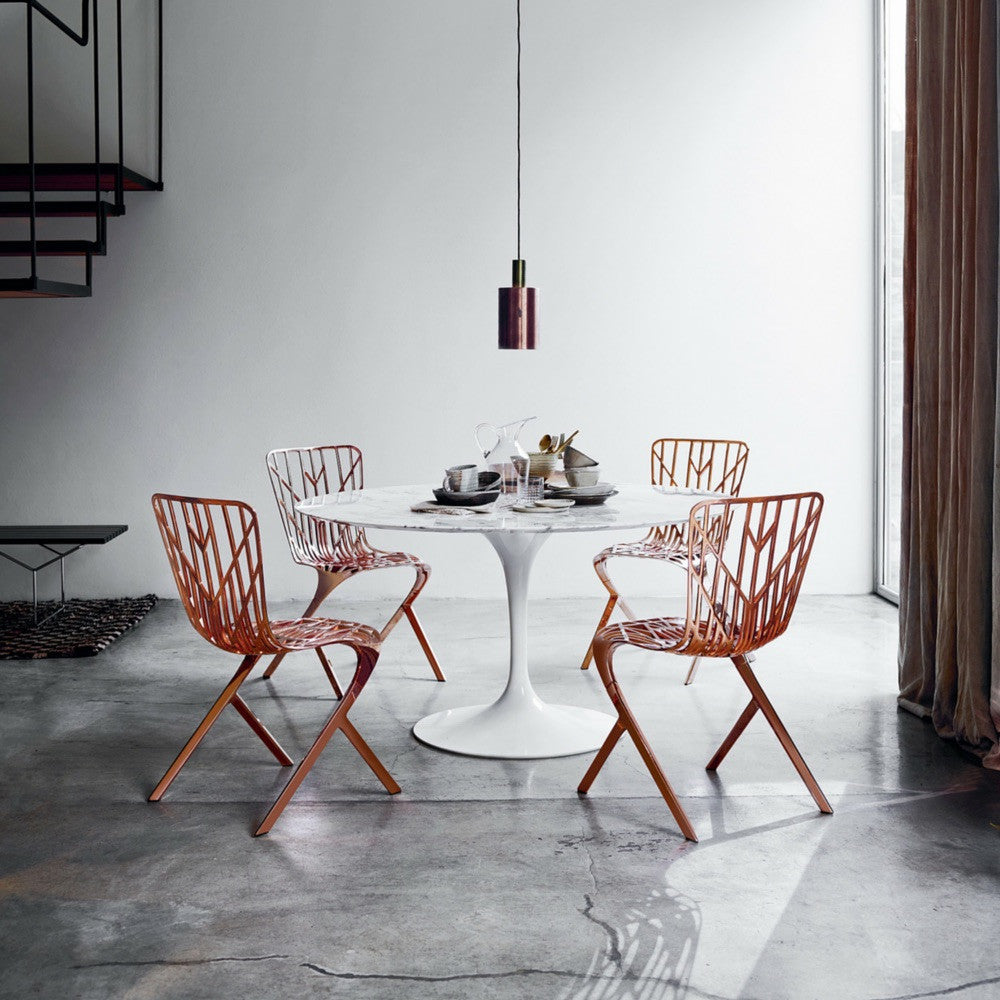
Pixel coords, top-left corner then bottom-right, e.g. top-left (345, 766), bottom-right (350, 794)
top-left (546, 481), bottom-right (616, 497)
top-left (562, 490), bottom-right (618, 506)
top-left (545, 483), bottom-right (618, 506)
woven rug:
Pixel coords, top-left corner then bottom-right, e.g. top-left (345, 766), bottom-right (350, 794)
top-left (0, 595), bottom-right (157, 659)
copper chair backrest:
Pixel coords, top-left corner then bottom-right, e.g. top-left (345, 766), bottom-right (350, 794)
top-left (266, 445), bottom-right (367, 567)
top-left (650, 438), bottom-right (750, 495)
top-left (647, 438), bottom-right (750, 549)
top-left (683, 492), bottom-right (824, 658)
top-left (152, 494), bottom-right (274, 655)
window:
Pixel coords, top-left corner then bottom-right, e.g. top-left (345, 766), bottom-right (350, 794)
top-left (876, 0), bottom-right (905, 602)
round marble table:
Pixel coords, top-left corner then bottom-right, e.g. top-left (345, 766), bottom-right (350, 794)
top-left (296, 484), bottom-right (722, 759)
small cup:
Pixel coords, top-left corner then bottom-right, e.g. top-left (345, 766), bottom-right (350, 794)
top-left (566, 466), bottom-right (600, 488)
top-left (445, 464), bottom-right (478, 492)
top-left (517, 475), bottom-right (545, 503)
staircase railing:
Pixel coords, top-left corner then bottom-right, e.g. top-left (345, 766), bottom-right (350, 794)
top-left (29, 0), bottom-right (90, 44)
top-left (0, 0), bottom-right (163, 296)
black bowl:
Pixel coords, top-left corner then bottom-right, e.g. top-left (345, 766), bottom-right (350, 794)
top-left (433, 488), bottom-right (501, 507)
top-left (433, 471), bottom-right (501, 507)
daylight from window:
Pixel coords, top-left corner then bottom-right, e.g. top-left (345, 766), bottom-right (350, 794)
top-left (878, 0), bottom-right (905, 600)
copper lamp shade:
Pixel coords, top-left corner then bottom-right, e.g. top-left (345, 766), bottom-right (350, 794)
top-left (498, 258), bottom-right (537, 350)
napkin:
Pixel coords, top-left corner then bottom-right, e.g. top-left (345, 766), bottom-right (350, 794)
top-left (410, 503), bottom-right (496, 515)
top-left (411, 503), bottom-right (467, 515)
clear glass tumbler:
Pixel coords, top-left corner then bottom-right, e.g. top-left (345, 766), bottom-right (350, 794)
top-left (518, 475), bottom-right (545, 503)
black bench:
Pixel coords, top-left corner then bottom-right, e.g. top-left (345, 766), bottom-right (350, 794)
top-left (0, 525), bottom-right (128, 625)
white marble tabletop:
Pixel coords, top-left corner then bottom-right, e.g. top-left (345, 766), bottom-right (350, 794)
top-left (296, 483), bottom-right (727, 534)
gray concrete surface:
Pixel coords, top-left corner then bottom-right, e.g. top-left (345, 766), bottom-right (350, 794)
top-left (2, 594), bottom-right (999, 1000)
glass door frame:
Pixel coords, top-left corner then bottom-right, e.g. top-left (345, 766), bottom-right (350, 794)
top-left (875, 0), bottom-right (901, 604)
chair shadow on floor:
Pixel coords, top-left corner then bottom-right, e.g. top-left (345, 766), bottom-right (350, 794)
top-left (556, 773), bottom-right (839, 1000)
top-left (555, 884), bottom-right (701, 1000)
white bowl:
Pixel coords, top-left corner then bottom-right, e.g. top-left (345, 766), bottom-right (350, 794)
top-left (565, 466), bottom-right (601, 487)
top-left (550, 481), bottom-right (614, 496)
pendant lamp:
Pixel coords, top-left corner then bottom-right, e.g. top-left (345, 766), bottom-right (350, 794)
top-left (498, 0), bottom-right (537, 350)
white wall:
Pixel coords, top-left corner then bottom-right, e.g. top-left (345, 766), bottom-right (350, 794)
top-left (0, 0), bottom-right (875, 602)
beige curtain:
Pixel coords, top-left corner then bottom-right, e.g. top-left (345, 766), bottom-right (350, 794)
top-left (898, 0), bottom-right (1000, 767)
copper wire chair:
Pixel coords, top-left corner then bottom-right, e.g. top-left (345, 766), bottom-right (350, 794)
top-left (149, 494), bottom-right (399, 837)
top-left (578, 492), bottom-right (831, 843)
top-left (264, 446), bottom-right (444, 689)
top-left (580, 438), bottom-right (750, 685)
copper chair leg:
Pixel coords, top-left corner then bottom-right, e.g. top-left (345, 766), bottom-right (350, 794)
top-left (582, 557), bottom-right (622, 670)
top-left (263, 568), bottom-right (346, 679)
top-left (584, 639), bottom-right (699, 842)
top-left (378, 566), bottom-right (445, 682)
top-left (377, 591), bottom-right (410, 639)
top-left (616, 596), bottom-right (639, 621)
top-left (581, 594), bottom-right (618, 671)
top-left (730, 655), bottom-right (833, 814)
top-left (684, 656), bottom-right (701, 685)
top-left (578, 719), bottom-right (627, 793)
top-left (230, 694), bottom-right (295, 766)
top-left (315, 647), bottom-right (344, 698)
top-left (684, 627), bottom-right (750, 690)
top-left (338, 717), bottom-right (401, 793)
top-left (149, 654), bottom-right (292, 802)
top-left (254, 646), bottom-right (397, 836)
top-left (261, 654), bottom-right (288, 681)
top-left (404, 606), bottom-right (445, 680)
top-left (706, 698), bottom-right (758, 770)
top-left (619, 715), bottom-right (699, 842)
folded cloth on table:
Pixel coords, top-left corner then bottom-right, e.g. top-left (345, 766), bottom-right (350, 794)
top-left (410, 502), bottom-right (497, 515)
top-left (410, 502), bottom-right (468, 515)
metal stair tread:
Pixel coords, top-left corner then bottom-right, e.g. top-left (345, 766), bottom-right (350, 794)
top-left (0, 162), bottom-right (161, 193)
top-left (0, 239), bottom-right (105, 257)
top-left (0, 199), bottom-right (123, 218)
top-left (0, 277), bottom-right (92, 298)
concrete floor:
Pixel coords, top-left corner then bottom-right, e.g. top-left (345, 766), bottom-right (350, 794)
top-left (2, 593), bottom-right (999, 1000)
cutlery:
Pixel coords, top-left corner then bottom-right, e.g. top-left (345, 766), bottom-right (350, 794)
top-left (555, 429), bottom-right (579, 455)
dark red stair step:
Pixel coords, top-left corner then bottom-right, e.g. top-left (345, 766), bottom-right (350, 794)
top-left (0, 163), bottom-right (160, 193)
top-left (0, 239), bottom-right (104, 257)
top-left (0, 277), bottom-right (91, 298)
top-left (0, 199), bottom-right (121, 218)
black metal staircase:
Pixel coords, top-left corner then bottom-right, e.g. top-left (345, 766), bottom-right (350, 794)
top-left (0, 1), bottom-right (162, 298)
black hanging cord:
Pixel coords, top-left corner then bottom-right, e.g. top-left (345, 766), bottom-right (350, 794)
top-left (516, 0), bottom-right (521, 259)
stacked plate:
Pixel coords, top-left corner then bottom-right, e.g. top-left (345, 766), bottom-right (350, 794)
top-left (544, 482), bottom-right (618, 506)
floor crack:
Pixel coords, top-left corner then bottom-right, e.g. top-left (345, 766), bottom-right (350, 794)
top-left (387, 740), bottom-right (421, 773)
top-left (580, 893), bottom-right (623, 972)
top-left (302, 965), bottom-right (583, 982)
top-left (870, 975), bottom-right (1000, 1000)
top-left (583, 844), bottom-right (600, 894)
top-left (303, 963), bottom-right (733, 998)
top-left (73, 955), bottom-right (289, 969)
